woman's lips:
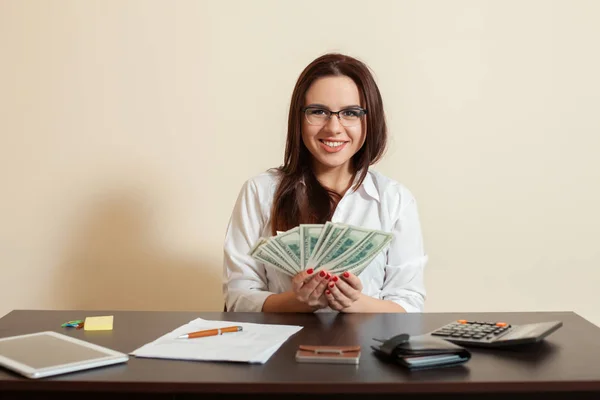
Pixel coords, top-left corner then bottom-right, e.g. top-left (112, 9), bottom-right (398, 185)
top-left (318, 139), bottom-right (348, 153)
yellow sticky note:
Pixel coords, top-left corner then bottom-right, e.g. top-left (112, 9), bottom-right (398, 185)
top-left (84, 315), bottom-right (114, 331)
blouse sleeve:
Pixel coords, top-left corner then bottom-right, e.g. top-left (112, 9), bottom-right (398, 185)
top-left (222, 179), bottom-right (275, 311)
top-left (379, 189), bottom-right (428, 312)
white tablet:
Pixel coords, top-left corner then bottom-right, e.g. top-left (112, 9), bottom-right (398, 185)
top-left (0, 331), bottom-right (129, 379)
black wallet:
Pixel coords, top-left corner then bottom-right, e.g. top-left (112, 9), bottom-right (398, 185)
top-left (371, 333), bottom-right (471, 370)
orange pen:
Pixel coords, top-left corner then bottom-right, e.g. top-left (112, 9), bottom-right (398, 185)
top-left (176, 326), bottom-right (243, 339)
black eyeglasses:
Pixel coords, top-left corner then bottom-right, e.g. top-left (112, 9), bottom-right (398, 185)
top-left (302, 106), bottom-right (367, 127)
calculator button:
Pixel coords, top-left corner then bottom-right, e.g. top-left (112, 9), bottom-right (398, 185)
top-left (496, 322), bottom-right (508, 327)
top-left (457, 320), bottom-right (468, 324)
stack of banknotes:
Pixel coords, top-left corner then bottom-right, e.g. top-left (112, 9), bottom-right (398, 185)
top-left (248, 221), bottom-right (393, 277)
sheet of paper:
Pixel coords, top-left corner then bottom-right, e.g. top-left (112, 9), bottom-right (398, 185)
top-left (130, 318), bottom-right (302, 364)
top-left (84, 315), bottom-right (114, 331)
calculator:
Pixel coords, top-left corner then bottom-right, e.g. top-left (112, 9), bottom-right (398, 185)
top-left (430, 319), bottom-right (563, 348)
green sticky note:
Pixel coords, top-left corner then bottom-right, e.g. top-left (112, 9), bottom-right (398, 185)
top-left (61, 319), bottom-right (84, 327)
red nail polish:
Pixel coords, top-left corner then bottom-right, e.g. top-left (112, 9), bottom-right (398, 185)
top-left (332, 276), bottom-right (339, 282)
top-left (307, 268), bottom-right (314, 274)
top-left (326, 290), bottom-right (331, 295)
top-left (329, 282), bottom-right (334, 288)
top-left (343, 272), bottom-right (350, 278)
top-left (326, 273), bottom-right (331, 279)
top-left (319, 271), bottom-right (326, 278)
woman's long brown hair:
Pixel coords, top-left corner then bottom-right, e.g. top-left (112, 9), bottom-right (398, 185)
top-left (270, 53), bottom-right (388, 235)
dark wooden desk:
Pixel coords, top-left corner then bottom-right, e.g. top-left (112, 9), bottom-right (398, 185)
top-left (1, 310), bottom-right (599, 399)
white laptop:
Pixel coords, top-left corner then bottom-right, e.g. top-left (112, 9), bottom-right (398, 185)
top-left (0, 331), bottom-right (129, 379)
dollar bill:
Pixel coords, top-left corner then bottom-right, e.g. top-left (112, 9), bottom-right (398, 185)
top-left (347, 251), bottom-right (383, 277)
top-left (250, 223), bottom-right (394, 277)
top-left (322, 231), bottom-right (393, 273)
top-left (307, 223), bottom-right (348, 270)
top-left (263, 240), bottom-right (300, 273)
top-left (249, 243), bottom-right (298, 277)
top-left (306, 221), bottom-right (334, 267)
top-left (314, 224), bottom-right (374, 269)
top-left (300, 224), bottom-right (324, 270)
top-left (247, 237), bottom-right (268, 256)
top-left (268, 226), bottom-right (301, 271)
top-left (248, 236), bottom-right (299, 274)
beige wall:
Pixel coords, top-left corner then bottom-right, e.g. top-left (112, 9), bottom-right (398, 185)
top-left (1, 1), bottom-right (599, 325)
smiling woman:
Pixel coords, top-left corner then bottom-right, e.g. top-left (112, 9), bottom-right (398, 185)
top-left (223, 53), bottom-right (427, 314)
top-left (301, 76), bottom-right (368, 173)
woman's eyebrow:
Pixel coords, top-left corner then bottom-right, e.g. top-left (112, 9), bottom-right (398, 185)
top-left (305, 103), bottom-right (362, 109)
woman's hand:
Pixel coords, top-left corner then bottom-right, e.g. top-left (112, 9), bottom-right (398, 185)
top-left (291, 269), bottom-right (332, 310)
top-left (325, 271), bottom-right (363, 311)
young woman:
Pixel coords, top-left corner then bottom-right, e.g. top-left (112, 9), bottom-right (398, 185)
top-left (223, 53), bottom-right (427, 313)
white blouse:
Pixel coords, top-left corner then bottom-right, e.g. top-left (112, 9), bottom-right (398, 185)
top-left (222, 169), bottom-right (428, 313)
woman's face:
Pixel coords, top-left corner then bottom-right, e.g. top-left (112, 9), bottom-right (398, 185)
top-left (301, 76), bottom-right (366, 173)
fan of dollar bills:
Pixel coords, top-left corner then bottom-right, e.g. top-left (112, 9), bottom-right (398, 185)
top-left (248, 221), bottom-right (393, 278)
